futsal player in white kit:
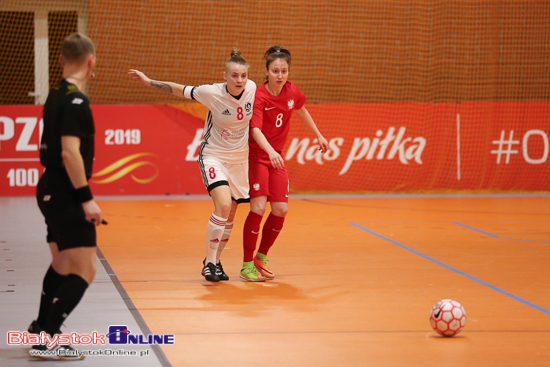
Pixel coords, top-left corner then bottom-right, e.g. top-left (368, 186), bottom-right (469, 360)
top-left (129, 48), bottom-right (256, 282)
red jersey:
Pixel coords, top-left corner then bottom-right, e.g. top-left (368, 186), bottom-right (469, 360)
top-left (249, 81), bottom-right (306, 158)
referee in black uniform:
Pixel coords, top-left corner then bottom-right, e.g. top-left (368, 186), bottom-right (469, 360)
top-left (28, 33), bottom-right (102, 361)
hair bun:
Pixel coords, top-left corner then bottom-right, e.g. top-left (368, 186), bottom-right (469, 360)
top-left (231, 47), bottom-right (242, 58)
top-left (225, 47), bottom-right (248, 69)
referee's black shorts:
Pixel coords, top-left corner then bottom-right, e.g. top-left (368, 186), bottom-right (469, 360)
top-left (36, 168), bottom-right (97, 251)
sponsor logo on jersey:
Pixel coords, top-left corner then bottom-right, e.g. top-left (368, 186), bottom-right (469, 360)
top-left (287, 99), bottom-right (295, 109)
top-left (72, 98), bottom-right (84, 105)
top-left (245, 102), bottom-right (252, 113)
top-left (265, 106), bottom-right (276, 111)
top-left (220, 126), bottom-right (248, 141)
top-left (221, 109), bottom-right (231, 115)
top-left (221, 129), bottom-right (230, 141)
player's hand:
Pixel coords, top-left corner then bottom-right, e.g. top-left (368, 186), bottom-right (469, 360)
top-left (269, 151), bottom-right (285, 170)
top-left (82, 200), bottom-right (103, 226)
top-left (317, 136), bottom-right (329, 154)
top-left (128, 69), bottom-right (151, 87)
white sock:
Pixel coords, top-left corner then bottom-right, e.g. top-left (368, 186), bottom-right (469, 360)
top-left (216, 221), bottom-right (234, 264)
top-left (206, 213), bottom-right (227, 265)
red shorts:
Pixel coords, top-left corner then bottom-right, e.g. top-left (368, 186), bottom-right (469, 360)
top-left (249, 155), bottom-right (289, 202)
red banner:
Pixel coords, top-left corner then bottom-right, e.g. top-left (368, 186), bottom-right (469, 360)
top-left (0, 102), bottom-right (548, 196)
top-left (285, 102), bottom-right (550, 192)
top-left (0, 105), bottom-right (207, 196)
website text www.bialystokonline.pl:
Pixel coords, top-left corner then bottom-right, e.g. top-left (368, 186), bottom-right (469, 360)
top-left (29, 348), bottom-right (150, 358)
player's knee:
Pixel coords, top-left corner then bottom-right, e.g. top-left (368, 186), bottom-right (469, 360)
top-left (217, 203), bottom-right (232, 218)
top-left (251, 203), bottom-right (267, 216)
top-left (272, 206), bottom-right (288, 217)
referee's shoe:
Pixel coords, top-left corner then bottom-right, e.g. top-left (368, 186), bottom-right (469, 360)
top-left (27, 320), bottom-right (84, 361)
top-left (28, 320), bottom-right (61, 336)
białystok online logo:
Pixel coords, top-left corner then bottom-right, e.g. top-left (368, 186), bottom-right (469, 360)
top-left (8, 325), bottom-right (175, 347)
top-left (106, 326), bottom-right (174, 345)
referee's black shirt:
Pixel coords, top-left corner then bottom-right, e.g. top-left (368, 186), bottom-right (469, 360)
top-left (40, 79), bottom-right (95, 179)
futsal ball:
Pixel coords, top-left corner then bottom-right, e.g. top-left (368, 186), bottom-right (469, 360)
top-left (429, 299), bottom-right (466, 337)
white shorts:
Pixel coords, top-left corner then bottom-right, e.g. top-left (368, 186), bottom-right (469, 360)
top-left (198, 155), bottom-right (249, 203)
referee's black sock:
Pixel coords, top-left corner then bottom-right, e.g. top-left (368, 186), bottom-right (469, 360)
top-left (36, 265), bottom-right (67, 327)
top-left (43, 274), bottom-right (89, 337)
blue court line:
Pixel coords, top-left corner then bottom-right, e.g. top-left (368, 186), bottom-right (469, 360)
top-left (349, 222), bottom-right (550, 317)
top-left (453, 222), bottom-right (550, 243)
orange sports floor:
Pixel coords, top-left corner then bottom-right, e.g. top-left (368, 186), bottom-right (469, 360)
top-left (96, 195), bottom-right (550, 367)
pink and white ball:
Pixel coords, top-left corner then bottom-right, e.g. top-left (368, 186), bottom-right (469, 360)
top-left (429, 299), bottom-right (467, 337)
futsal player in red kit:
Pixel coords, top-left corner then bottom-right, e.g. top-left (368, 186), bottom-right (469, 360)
top-left (240, 46), bottom-right (328, 281)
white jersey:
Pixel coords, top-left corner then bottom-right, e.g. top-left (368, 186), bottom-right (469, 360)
top-left (184, 80), bottom-right (256, 164)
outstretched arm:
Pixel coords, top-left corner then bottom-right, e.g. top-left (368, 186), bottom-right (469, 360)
top-left (294, 106), bottom-right (328, 153)
top-left (251, 127), bottom-right (285, 169)
top-left (128, 69), bottom-right (186, 98)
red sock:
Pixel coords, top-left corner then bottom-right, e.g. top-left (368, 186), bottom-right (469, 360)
top-left (243, 212), bottom-right (263, 262)
top-left (258, 212), bottom-right (285, 256)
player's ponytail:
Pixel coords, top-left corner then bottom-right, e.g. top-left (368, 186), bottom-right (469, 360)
top-left (264, 45), bottom-right (292, 70)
